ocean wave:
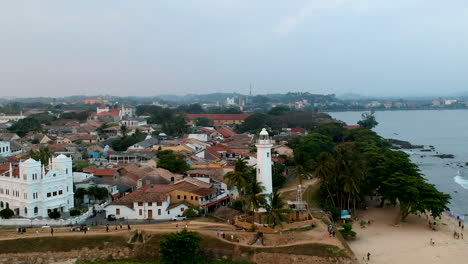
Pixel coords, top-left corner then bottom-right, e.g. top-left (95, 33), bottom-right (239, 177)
top-left (454, 170), bottom-right (468, 190)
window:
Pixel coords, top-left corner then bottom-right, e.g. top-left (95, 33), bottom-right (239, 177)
top-left (116, 208), bottom-right (120, 215)
top-left (190, 196), bottom-right (193, 200)
top-left (148, 202), bottom-right (152, 206)
top-left (34, 207), bottom-right (38, 215)
top-left (53, 191), bottom-right (57, 196)
top-left (47, 193), bottom-right (51, 197)
top-left (23, 174), bottom-right (27, 180)
top-left (138, 202), bottom-right (143, 206)
top-left (158, 209), bottom-right (161, 215)
top-left (180, 207), bottom-right (185, 212)
top-left (139, 209), bottom-right (142, 215)
top-left (24, 208), bottom-right (27, 214)
top-left (59, 190), bottom-right (63, 195)
top-left (157, 202), bottom-right (162, 206)
top-left (258, 168), bottom-right (260, 173)
top-left (195, 196), bottom-right (198, 200)
top-left (184, 195), bottom-right (187, 200)
top-left (177, 195), bottom-right (180, 199)
top-left (267, 152), bottom-right (269, 157)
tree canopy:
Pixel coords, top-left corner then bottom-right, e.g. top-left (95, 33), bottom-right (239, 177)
top-left (159, 229), bottom-right (202, 264)
top-left (157, 150), bottom-right (190, 174)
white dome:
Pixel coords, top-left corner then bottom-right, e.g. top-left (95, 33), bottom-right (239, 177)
top-left (55, 154), bottom-right (68, 160)
top-left (259, 128), bottom-right (269, 136)
top-left (23, 158), bottom-right (38, 164)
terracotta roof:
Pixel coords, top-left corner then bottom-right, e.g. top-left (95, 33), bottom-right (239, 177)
top-left (167, 201), bottom-right (192, 210)
top-left (110, 191), bottom-right (167, 208)
top-left (344, 125), bottom-right (360, 130)
top-left (186, 114), bottom-right (252, 121)
top-left (172, 182), bottom-right (217, 196)
top-left (217, 128), bottom-right (236, 138)
top-left (83, 168), bottom-right (117, 177)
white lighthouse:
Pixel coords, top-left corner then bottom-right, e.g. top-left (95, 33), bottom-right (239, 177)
top-left (256, 128), bottom-right (273, 197)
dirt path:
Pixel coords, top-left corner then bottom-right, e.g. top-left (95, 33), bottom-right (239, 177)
top-left (0, 218), bottom-right (343, 249)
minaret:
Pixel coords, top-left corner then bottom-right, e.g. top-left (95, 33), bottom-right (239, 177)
top-left (256, 128), bottom-right (273, 197)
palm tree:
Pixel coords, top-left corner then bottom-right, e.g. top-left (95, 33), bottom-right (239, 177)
top-left (244, 180), bottom-right (266, 224)
top-left (31, 146), bottom-right (53, 166)
top-left (265, 191), bottom-right (291, 227)
top-left (120, 124), bottom-right (129, 137)
top-left (315, 152), bottom-right (336, 207)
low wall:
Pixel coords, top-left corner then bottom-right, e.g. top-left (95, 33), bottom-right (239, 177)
top-left (0, 202), bottom-right (109, 227)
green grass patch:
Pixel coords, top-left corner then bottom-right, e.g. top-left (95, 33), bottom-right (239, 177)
top-left (0, 235), bottom-right (129, 254)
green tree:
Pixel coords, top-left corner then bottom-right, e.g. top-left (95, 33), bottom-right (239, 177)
top-left (8, 117), bottom-right (42, 137)
top-left (237, 114), bottom-right (272, 133)
top-left (157, 150), bottom-right (190, 173)
top-left (0, 208), bottom-right (14, 219)
top-left (87, 186), bottom-right (109, 201)
top-left (159, 229), bottom-right (202, 264)
top-left (265, 192), bottom-right (290, 227)
top-left (30, 147), bottom-right (53, 166)
top-left (194, 117), bottom-right (212, 127)
top-left (74, 188), bottom-right (88, 200)
top-left (357, 111), bottom-right (379, 129)
top-left (182, 206), bottom-right (201, 218)
top-left (244, 180), bottom-right (266, 224)
top-left (267, 105), bottom-right (290, 115)
top-left (120, 124), bottom-right (129, 138)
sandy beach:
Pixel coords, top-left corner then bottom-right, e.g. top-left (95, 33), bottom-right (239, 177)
top-left (349, 200), bottom-right (467, 264)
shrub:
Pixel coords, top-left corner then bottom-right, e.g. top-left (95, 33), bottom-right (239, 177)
top-left (48, 211), bottom-right (61, 219)
top-left (0, 208), bottom-right (14, 219)
top-left (182, 206), bottom-right (200, 218)
top-left (339, 223), bottom-right (356, 240)
top-left (230, 200), bottom-right (243, 212)
top-left (69, 209), bottom-right (81, 216)
top-left (160, 229), bottom-right (201, 264)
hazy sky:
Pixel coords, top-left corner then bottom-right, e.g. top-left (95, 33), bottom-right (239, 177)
top-left (1, 0), bottom-right (468, 97)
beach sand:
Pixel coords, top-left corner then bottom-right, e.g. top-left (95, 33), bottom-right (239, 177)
top-left (349, 200), bottom-right (467, 264)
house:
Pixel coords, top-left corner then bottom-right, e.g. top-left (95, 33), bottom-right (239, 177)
top-left (0, 155), bottom-right (74, 218)
top-left (0, 133), bottom-right (20, 142)
top-left (105, 189), bottom-right (190, 220)
top-left (83, 168), bottom-right (118, 180)
top-left (185, 114), bottom-right (252, 126)
top-left (272, 145), bottom-right (293, 157)
top-left (128, 137), bottom-right (159, 150)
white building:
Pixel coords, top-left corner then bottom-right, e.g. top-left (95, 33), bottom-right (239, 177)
top-left (0, 142), bottom-right (11, 157)
top-left (256, 128), bottom-right (273, 197)
top-left (106, 191), bottom-right (189, 220)
top-left (0, 155), bottom-right (74, 218)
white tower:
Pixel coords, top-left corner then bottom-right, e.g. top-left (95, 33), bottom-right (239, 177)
top-left (256, 128), bottom-right (273, 197)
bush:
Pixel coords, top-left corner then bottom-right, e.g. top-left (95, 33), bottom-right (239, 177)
top-left (339, 223), bottom-right (356, 240)
top-left (69, 209), bottom-right (81, 216)
top-left (107, 215), bottom-right (116, 221)
top-left (230, 200), bottom-right (243, 212)
top-left (48, 211), bottom-right (61, 219)
top-left (160, 229), bottom-right (202, 264)
top-left (182, 206), bottom-right (200, 218)
top-left (0, 208), bottom-right (14, 219)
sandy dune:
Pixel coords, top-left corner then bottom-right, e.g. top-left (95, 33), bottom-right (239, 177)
top-left (349, 201), bottom-right (467, 264)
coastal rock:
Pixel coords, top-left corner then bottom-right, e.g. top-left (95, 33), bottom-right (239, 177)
top-left (433, 154), bottom-right (455, 159)
top-left (388, 139), bottom-right (423, 149)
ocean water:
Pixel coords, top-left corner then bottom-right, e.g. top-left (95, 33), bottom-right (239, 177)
top-left (328, 110), bottom-right (468, 216)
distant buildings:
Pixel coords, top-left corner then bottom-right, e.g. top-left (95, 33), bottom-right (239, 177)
top-left (185, 114), bottom-right (252, 126)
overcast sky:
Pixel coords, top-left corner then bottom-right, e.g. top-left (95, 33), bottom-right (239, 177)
top-left (1, 0), bottom-right (468, 97)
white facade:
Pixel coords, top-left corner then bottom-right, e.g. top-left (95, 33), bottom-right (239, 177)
top-left (121, 105), bottom-right (135, 118)
top-left (0, 155), bottom-right (74, 218)
top-left (105, 195), bottom-right (189, 220)
top-left (255, 128), bottom-right (273, 197)
top-left (0, 142), bottom-right (11, 157)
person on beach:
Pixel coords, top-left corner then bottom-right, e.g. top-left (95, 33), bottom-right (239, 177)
top-left (128, 224), bottom-right (131, 231)
top-left (332, 231), bottom-right (336, 237)
top-left (430, 238), bottom-right (435, 245)
top-left (462, 224), bottom-right (464, 231)
top-left (51, 227), bottom-right (54, 236)
top-left (106, 224), bottom-right (109, 232)
top-left (367, 252), bottom-right (371, 261)
top-left (459, 221), bottom-right (461, 227)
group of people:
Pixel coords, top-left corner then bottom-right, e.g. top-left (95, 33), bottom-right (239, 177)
top-left (105, 224), bottom-right (132, 232)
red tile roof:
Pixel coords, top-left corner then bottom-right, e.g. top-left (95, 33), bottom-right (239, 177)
top-left (344, 125), bottom-right (360, 130)
top-left (83, 168), bottom-right (117, 177)
top-left (186, 114), bottom-right (252, 121)
top-left (217, 128), bottom-right (236, 138)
